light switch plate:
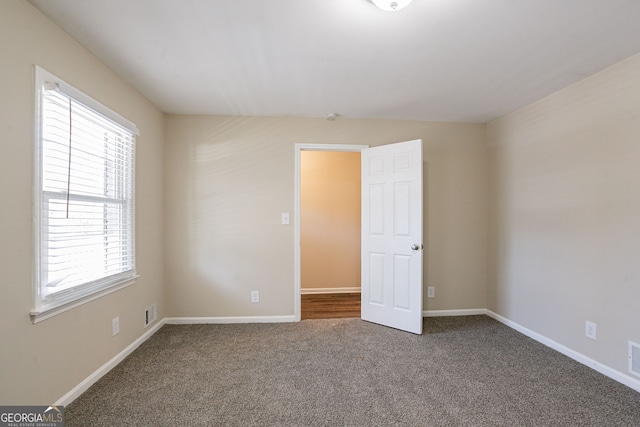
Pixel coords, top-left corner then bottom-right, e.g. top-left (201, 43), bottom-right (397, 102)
top-left (281, 213), bottom-right (290, 225)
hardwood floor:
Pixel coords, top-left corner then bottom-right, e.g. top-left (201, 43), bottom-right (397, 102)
top-left (301, 293), bottom-right (361, 320)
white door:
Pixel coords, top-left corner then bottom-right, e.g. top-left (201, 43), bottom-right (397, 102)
top-left (361, 139), bottom-right (423, 334)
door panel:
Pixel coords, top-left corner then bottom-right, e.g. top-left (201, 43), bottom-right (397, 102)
top-left (369, 253), bottom-right (385, 304)
top-left (393, 255), bottom-right (411, 310)
top-left (369, 184), bottom-right (384, 235)
top-left (361, 139), bottom-right (423, 334)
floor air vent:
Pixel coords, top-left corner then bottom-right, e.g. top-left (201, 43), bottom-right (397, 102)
top-left (145, 303), bottom-right (157, 327)
top-left (629, 341), bottom-right (640, 378)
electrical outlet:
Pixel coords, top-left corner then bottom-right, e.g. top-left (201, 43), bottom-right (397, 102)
top-left (251, 290), bottom-right (260, 303)
top-left (427, 286), bottom-right (435, 298)
top-left (585, 321), bottom-right (597, 340)
top-left (112, 317), bottom-right (120, 336)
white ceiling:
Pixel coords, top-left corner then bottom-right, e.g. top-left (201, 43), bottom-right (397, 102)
top-left (30, 0), bottom-right (640, 123)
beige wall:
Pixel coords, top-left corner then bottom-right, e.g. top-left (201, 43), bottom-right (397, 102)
top-left (165, 115), bottom-right (488, 317)
top-left (301, 151), bottom-right (361, 291)
top-left (5, 0), bottom-right (640, 406)
top-left (0, 1), bottom-right (165, 404)
top-left (487, 53), bottom-right (640, 377)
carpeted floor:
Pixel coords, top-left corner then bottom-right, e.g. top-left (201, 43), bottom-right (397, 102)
top-left (65, 316), bottom-right (640, 426)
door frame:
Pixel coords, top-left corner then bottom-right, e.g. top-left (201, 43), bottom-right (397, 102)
top-left (294, 143), bottom-right (369, 322)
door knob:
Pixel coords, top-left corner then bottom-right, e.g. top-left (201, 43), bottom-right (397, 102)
top-left (411, 244), bottom-right (423, 251)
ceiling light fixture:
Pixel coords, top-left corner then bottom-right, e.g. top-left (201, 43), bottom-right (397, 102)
top-left (371, 0), bottom-right (413, 12)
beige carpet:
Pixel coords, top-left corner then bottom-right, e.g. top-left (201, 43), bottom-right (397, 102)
top-left (65, 316), bottom-right (640, 426)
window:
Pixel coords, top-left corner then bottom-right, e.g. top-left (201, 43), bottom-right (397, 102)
top-left (32, 67), bottom-right (139, 322)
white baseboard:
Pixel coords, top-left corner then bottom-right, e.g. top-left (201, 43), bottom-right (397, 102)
top-left (301, 287), bottom-right (361, 295)
top-left (56, 308), bottom-right (640, 408)
top-left (55, 318), bottom-right (166, 406)
top-left (165, 315), bottom-right (296, 324)
top-left (423, 308), bottom-right (486, 317)
top-left (485, 310), bottom-right (640, 393)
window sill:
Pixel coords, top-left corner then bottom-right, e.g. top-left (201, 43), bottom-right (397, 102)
top-left (31, 276), bottom-right (139, 324)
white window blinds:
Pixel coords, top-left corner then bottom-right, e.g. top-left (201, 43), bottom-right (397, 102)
top-left (34, 67), bottom-right (137, 317)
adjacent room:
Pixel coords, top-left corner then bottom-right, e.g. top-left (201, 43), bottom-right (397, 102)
top-left (1, 0), bottom-right (639, 425)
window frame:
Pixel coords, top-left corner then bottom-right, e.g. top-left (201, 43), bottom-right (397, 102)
top-left (32, 66), bottom-right (140, 323)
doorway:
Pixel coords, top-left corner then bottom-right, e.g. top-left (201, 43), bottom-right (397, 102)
top-left (300, 150), bottom-right (360, 319)
top-left (294, 144), bottom-right (368, 321)
top-left (294, 140), bottom-right (424, 333)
